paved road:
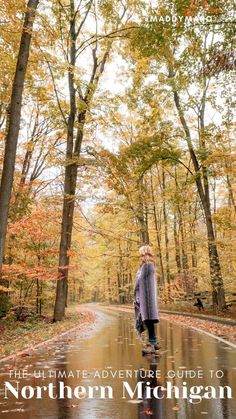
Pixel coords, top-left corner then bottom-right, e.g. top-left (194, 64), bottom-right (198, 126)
top-left (0, 304), bottom-right (235, 418)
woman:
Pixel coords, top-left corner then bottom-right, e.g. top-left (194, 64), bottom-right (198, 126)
top-left (134, 245), bottom-right (160, 354)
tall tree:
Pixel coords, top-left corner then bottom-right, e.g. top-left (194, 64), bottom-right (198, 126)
top-left (53, 0), bottom-right (130, 320)
top-left (0, 0), bottom-right (40, 314)
top-left (0, 0), bottom-right (39, 267)
top-left (128, 0), bottom-right (235, 308)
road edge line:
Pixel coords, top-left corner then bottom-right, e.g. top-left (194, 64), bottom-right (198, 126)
top-left (161, 317), bottom-right (236, 349)
top-left (102, 305), bottom-right (236, 349)
top-left (0, 309), bottom-right (96, 365)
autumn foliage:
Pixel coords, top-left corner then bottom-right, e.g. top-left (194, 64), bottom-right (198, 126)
top-left (0, 0), bottom-right (235, 319)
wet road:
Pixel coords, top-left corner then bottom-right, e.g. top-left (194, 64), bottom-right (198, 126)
top-left (0, 304), bottom-right (235, 419)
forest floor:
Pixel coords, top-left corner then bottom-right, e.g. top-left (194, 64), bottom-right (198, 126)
top-left (159, 312), bottom-right (236, 345)
top-left (102, 304), bottom-right (236, 346)
top-left (0, 305), bottom-right (96, 361)
top-left (159, 303), bottom-right (236, 320)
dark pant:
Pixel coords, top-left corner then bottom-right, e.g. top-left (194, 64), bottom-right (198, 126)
top-left (144, 320), bottom-right (157, 345)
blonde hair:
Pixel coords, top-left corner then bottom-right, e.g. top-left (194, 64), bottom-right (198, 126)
top-left (139, 245), bottom-right (155, 265)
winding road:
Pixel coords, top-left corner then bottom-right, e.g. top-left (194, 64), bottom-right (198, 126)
top-left (0, 304), bottom-right (235, 418)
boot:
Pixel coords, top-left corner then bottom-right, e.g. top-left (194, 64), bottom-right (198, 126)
top-left (154, 341), bottom-right (161, 350)
top-left (142, 343), bottom-right (156, 354)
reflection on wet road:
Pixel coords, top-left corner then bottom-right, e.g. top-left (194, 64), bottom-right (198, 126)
top-left (0, 304), bottom-right (235, 418)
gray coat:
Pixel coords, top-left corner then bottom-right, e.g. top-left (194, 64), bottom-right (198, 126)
top-left (134, 262), bottom-right (159, 323)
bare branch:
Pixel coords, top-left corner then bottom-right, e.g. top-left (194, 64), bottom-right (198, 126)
top-left (41, 49), bottom-right (68, 126)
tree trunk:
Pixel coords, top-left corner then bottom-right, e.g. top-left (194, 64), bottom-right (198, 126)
top-left (162, 167), bottom-right (171, 283)
top-left (173, 213), bottom-right (181, 273)
top-left (0, 0), bottom-right (39, 267)
top-left (107, 266), bottom-right (112, 304)
top-left (0, 0), bottom-right (39, 269)
top-left (36, 279), bottom-right (39, 314)
top-left (117, 267), bottom-right (121, 303)
top-left (205, 206), bottom-right (225, 309)
top-left (199, 85), bottom-right (225, 309)
top-left (53, 113), bottom-right (84, 321)
top-left (170, 68), bottom-right (226, 309)
top-left (189, 203), bottom-right (198, 271)
top-left (226, 174), bottom-right (236, 212)
top-left (178, 208), bottom-right (189, 273)
top-left (54, 0), bottom-right (84, 321)
top-left (137, 191), bottom-right (149, 245)
top-left (53, 162), bottom-right (78, 320)
top-left (150, 173), bottom-right (165, 284)
top-left (53, 0), bottom-right (109, 320)
top-left (0, 0), bottom-right (39, 315)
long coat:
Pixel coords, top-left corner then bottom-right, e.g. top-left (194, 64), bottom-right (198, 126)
top-left (134, 262), bottom-right (159, 323)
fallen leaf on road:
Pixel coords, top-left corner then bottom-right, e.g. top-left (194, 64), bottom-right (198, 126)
top-left (143, 408), bottom-right (153, 415)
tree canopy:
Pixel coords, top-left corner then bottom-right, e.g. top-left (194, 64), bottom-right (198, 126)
top-left (0, 0), bottom-right (235, 317)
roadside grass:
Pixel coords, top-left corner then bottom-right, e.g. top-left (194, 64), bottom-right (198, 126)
top-left (108, 301), bottom-right (236, 320)
top-left (0, 305), bottom-right (95, 360)
top-left (159, 303), bottom-right (236, 320)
